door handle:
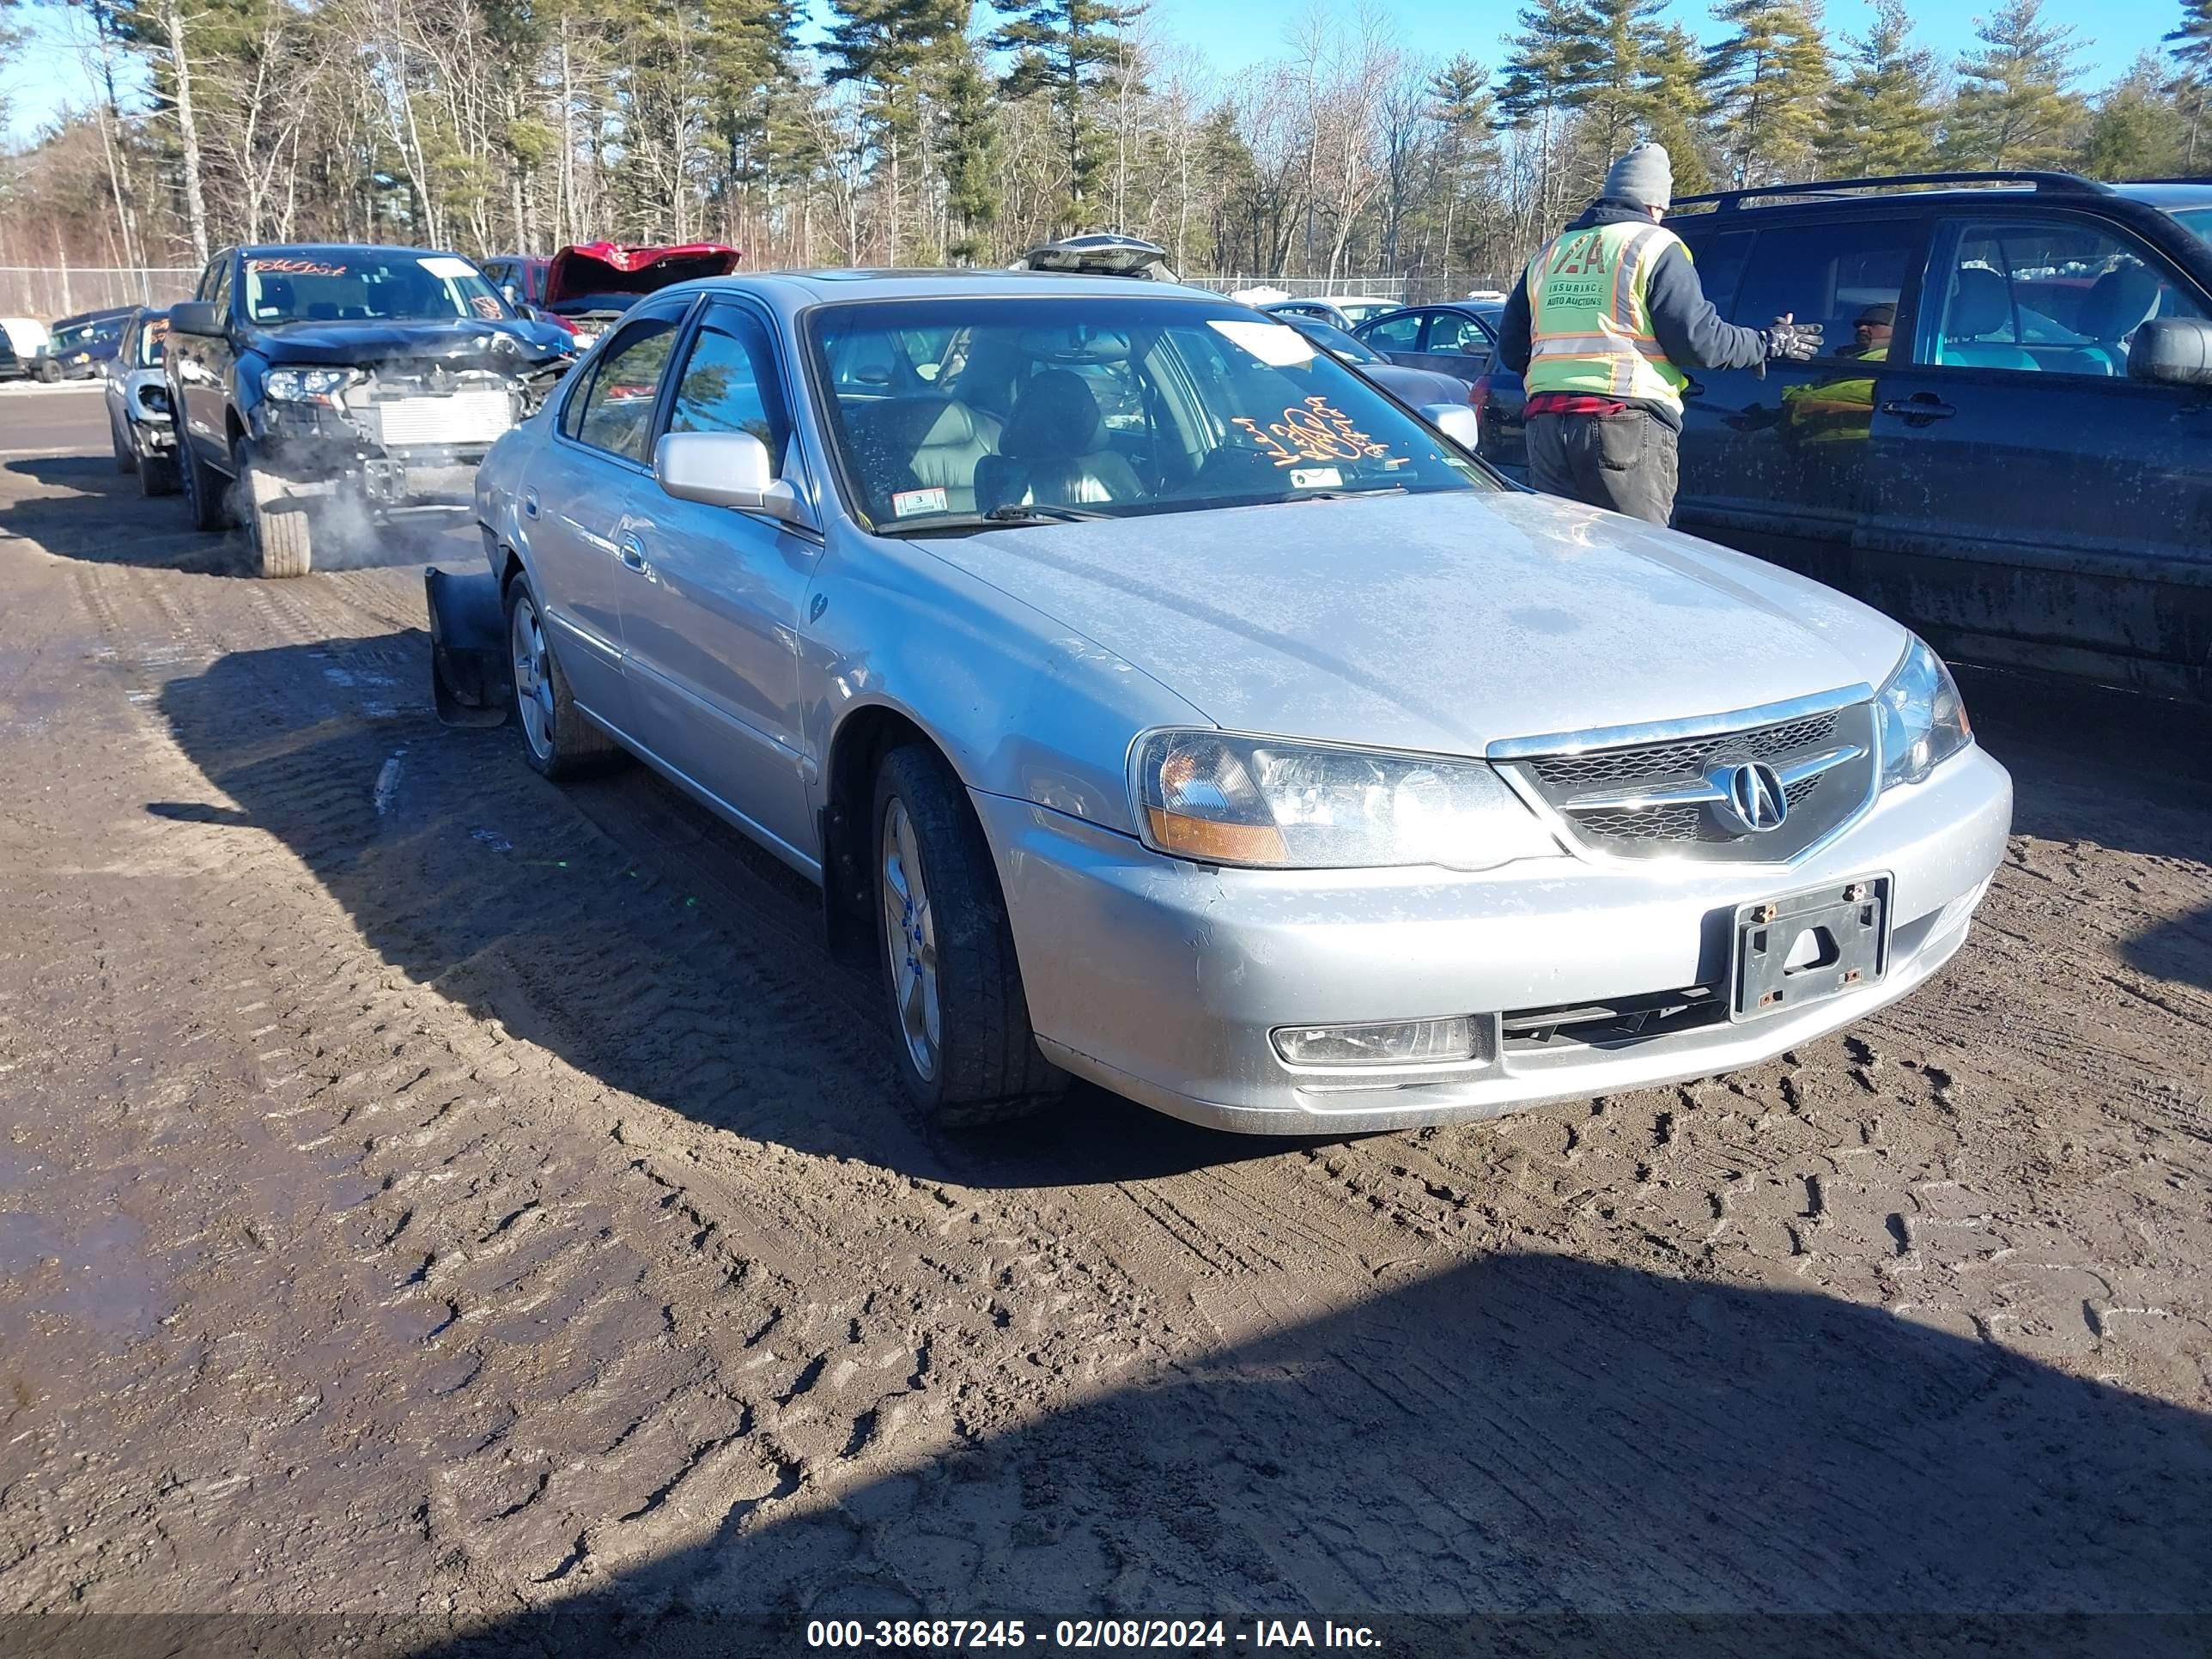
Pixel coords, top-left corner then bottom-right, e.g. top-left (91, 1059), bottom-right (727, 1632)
top-left (1878, 396), bottom-right (1957, 422)
top-left (617, 532), bottom-right (651, 576)
top-left (522, 489), bottom-right (538, 520)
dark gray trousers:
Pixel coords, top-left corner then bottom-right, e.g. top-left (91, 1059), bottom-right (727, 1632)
top-left (1525, 410), bottom-right (1680, 526)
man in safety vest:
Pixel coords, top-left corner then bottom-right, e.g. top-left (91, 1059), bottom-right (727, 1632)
top-left (1496, 143), bottom-right (1824, 524)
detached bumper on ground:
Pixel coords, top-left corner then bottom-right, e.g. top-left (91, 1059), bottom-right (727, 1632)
top-left (980, 745), bottom-right (2013, 1133)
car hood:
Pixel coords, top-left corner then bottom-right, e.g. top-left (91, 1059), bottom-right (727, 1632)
top-left (1366, 362), bottom-right (1470, 404)
top-left (922, 490), bottom-right (1908, 756)
top-left (245, 317), bottom-right (574, 368)
top-left (544, 240), bottom-right (742, 307)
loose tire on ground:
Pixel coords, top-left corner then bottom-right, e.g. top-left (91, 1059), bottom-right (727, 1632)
top-left (502, 573), bottom-right (624, 780)
top-left (178, 433), bottom-right (230, 533)
top-left (872, 742), bottom-right (1066, 1129)
top-left (238, 448), bottom-right (312, 578)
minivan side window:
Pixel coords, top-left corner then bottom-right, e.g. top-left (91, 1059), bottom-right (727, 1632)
top-left (1921, 218), bottom-right (2206, 377)
top-left (561, 313), bottom-right (681, 462)
top-left (1729, 222), bottom-right (1921, 357)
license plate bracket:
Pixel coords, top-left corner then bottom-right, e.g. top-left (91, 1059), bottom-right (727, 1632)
top-left (1731, 876), bottom-right (1890, 1022)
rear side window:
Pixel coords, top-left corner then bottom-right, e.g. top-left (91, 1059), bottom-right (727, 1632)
top-left (1729, 221), bottom-right (1921, 355)
top-left (1362, 312), bottom-right (1422, 350)
top-left (561, 313), bottom-right (680, 462)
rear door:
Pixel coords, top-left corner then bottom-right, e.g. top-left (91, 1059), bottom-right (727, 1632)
top-left (523, 297), bottom-right (693, 731)
top-left (1357, 309), bottom-right (1425, 367)
top-left (1673, 216), bottom-right (1924, 586)
top-left (1403, 307), bottom-right (1495, 385)
top-left (617, 299), bottom-right (820, 867)
top-left (1859, 210), bottom-right (2212, 692)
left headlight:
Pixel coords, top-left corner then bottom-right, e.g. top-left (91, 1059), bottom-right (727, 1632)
top-left (1876, 635), bottom-right (1972, 789)
top-left (1131, 729), bottom-right (1560, 871)
top-left (263, 367), bottom-right (356, 405)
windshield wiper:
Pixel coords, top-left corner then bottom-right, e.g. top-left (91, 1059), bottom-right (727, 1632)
top-left (874, 503), bottom-right (1116, 537)
top-left (1281, 485), bottom-right (1408, 501)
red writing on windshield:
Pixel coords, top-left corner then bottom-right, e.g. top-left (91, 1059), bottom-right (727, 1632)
top-left (1231, 397), bottom-right (1390, 468)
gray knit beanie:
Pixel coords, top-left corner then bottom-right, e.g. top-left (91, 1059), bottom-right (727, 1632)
top-left (1604, 143), bottom-right (1674, 212)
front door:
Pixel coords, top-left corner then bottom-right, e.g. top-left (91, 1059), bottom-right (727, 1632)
top-left (1405, 308), bottom-right (1495, 385)
top-left (618, 299), bottom-right (821, 869)
top-left (1674, 216), bottom-right (1926, 580)
top-left (526, 301), bottom-right (690, 727)
top-left (1860, 212), bottom-right (2212, 692)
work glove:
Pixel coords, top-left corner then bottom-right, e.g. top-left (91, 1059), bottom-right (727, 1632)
top-left (1764, 313), bottom-right (1823, 362)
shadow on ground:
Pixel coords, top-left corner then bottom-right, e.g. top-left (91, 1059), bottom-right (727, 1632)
top-left (27, 1254), bottom-right (2212, 1656)
top-left (0, 455), bottom-right (462, 574)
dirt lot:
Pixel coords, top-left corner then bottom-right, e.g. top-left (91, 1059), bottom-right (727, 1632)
top-left (1, 381), bottom-right (2209, 1654)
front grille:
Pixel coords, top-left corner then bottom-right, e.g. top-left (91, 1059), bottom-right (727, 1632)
top-left (1504, 698), bottom-right (1878, 865)
top-left (357, 390), bottom-right (514, 448)
top-left (1504, 987), bottom-right (1727, 1050)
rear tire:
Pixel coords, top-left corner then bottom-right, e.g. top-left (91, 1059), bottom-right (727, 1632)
top-left (238, 448), bottom-right (312, 578)
top-left (503, 574), bottom-right (623, 780)
top-left (178, 433), bottom-right (230, 532)
top-left (872, 743), bottom-right (1066, 1128)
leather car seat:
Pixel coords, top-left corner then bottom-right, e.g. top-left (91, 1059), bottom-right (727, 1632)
top-left (1941, 267), bottom-right (2039, 370)
top-left (974, 371), bottom-right (1143, 511)
top-left (847, 398), bottom-right (1003, 514)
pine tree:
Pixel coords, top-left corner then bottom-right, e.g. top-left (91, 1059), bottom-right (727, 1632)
top-left (2166, 0), bottom-right (2212, 167)
top-left (822, 0), bottom-right (964, 259)
top-left (938, 29), bottom-right (999, 260)
top-left (1945, 0), bottom-right (2087, 169)
top-left (1638, 24), bottom-right (1717, 195)
top-left (1427, 54), bottom-right (1503, 269)
top-left (1704, 0), bottom-right (1830, 187)
top-left (1816, 0), bottom-right (1942, 177)
top-left (988, 0), bottom-right (1146, 225)
top-left (2082, 52), bottom-right (2185, 178)
top-left (1577, 0), bottom-right (1666, 167)
top-left (1496, 0), bottom-right (1598, 228)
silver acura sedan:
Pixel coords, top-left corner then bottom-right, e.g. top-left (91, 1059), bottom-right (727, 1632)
top-left (463, 270), bottom-right (2012, 1135)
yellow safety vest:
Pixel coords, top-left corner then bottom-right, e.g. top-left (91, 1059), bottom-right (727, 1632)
top-left (1524, 220), bottom-right (1692, 411)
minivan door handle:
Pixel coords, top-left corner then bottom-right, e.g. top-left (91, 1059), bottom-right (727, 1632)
top-left (617, 532), bottom-right (653, 577)
top-left (1879, 394), bottom-right (1957, 423)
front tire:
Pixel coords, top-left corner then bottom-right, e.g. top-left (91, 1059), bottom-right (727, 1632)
top-left (33, 359), bottom-right (61, 385)
top-left (110, 408), bottom-right (137, 474)
top-left (503, 574), bottom-right (623, 780)
top-left (872, 743), bottom-right (1066, 1128)
top-left (138, 453), bottom-right (179, 497)
top-left (238, 447), bottom-right (312, 578)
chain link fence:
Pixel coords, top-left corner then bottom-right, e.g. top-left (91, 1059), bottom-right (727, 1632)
top-left (0, 267), bottom-right (201, 323)
top-left (1182, 274), bottom-right (1512, 306)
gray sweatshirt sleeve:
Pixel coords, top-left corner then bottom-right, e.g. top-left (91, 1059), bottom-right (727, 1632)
top-left (1644, 244), bottom-right (1769, 373)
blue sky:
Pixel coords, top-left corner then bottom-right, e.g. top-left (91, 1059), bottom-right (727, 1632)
top-left (1, 0), bottom-right (2182, 149)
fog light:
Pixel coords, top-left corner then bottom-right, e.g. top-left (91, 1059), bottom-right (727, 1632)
top-left (1272, 1016), bottom-right (1489, 1066)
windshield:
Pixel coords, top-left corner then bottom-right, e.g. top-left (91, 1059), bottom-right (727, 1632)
top-left (1334, 301), bottom-right (1399, 325)
top-left (1285, 317), bottom-right (1379, 364)
top-left (52, 318), bottom-right (122, 351)
top-left (2177, 208), bottom-right (2212, 249)
top-left (809, 297), bottom-right (1492, 532)
top-left (240, 253), bottom-right (512, 325)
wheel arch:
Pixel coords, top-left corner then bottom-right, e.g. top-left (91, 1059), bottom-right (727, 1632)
top-left (819, 701), bottom-right (957, 969)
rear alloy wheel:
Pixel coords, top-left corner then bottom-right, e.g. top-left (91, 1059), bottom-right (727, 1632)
top-left (872, 743), bottom-right (1065, 1128)
top-left (237, 447), bottom-right (312, 578)
top-left (504, 574), bottom-right (623, 780)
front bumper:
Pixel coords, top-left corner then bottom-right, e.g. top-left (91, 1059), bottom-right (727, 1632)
top-left (977, 744), bottom-right (2012, 1134)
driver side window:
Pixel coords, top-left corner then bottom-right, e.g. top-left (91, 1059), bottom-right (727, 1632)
top-left (667, 307), bottom-right (791, 474)
top-left (1923, 218), bottom-right (2206, 376)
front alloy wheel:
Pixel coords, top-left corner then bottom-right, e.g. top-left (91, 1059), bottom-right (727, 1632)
top-left (880, 797), bottom-right (942, 1084)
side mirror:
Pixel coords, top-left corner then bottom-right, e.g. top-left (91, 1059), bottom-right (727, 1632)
top-left (654, 430), bottom-right (803, 522)
top-left (169, 300), bottom-right (225, 337)
top-left (1424, 403), bottom-right (1481, 450)
top-left (2128, 317), bottom-right (2212, 388)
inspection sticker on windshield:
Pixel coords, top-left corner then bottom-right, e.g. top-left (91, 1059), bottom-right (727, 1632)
top-left (419, 256), bottom-right (481, 280)
top-left (1289, 466), bottom-right (1343, 489)
top-left (1207, 319), bottom-right (1316, 368)
top-left (892, 487), bottom-right (948, 519)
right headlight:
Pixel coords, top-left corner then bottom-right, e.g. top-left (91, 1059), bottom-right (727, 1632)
top-left (1876, 635), bottom-right (1972, 790)
top-left (1130, 729), bottom-right (1559, 871)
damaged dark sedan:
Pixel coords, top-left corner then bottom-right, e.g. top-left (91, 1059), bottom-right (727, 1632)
top-left (164, 244), bottom-right (575, 576)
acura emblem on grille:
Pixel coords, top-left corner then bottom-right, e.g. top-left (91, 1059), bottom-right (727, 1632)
top-left (1714, 761), bottom-right (1789, 834)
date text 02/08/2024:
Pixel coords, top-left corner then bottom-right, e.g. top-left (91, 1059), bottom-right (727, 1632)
top-left (805, 1618), bottom-right (1385, 1650)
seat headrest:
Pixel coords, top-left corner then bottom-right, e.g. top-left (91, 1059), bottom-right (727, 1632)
top-left (2078, 264), bottom-right (2160, 341)
top-left (857, 397), bottom-right (983, 450)
top-left (1947, 267), bottom-right (2013, 339)
top-left (1003, 370), bottom-right (1105, 460)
